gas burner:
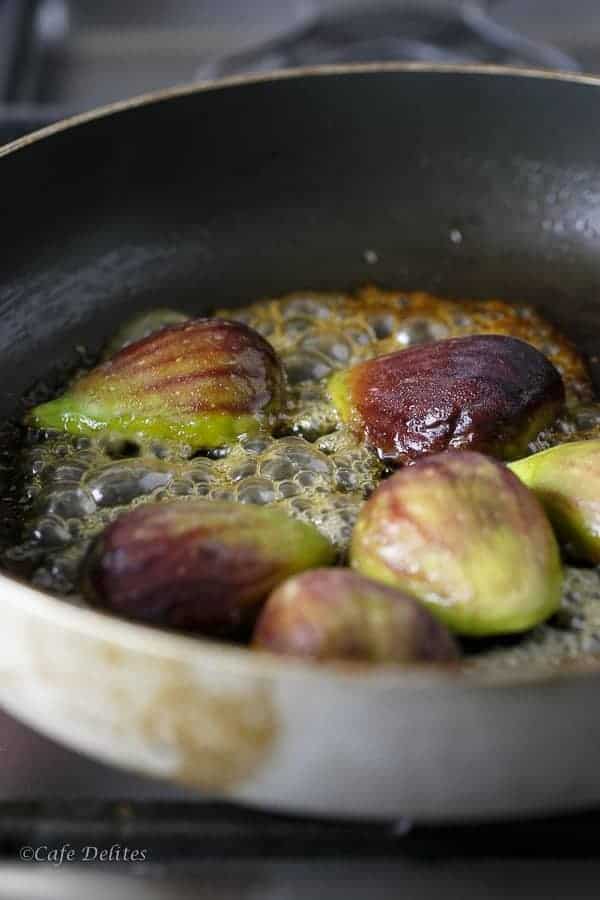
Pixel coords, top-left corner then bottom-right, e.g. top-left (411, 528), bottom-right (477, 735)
top-left (197, 2), bottom-right (580, 81)
top-left (0, 0), bottom-right (591, 128)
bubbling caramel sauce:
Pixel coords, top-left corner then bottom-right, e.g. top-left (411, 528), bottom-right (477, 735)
top-left (5, 287), bottom-right (600, 671)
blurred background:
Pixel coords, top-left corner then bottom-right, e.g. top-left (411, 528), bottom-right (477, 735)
top-left (1, 0), bottom-right (600, 144)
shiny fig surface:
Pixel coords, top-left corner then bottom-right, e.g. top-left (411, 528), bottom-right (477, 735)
top-left (30, 318), bottom-right (286, 448)
top-left (350, 451), bottom-right (563, 636)
top-left (329, 334), bottom-right (565, 464)
top-left (253, 568), bottom-right (459, 663)
top-left (83, 499), bottom-right (335, 633)
top-left (509, 439), bottom-right (600, 564)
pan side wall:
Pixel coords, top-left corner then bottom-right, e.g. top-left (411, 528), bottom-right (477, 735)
top-left (0, 70), bottom-right (599, 412)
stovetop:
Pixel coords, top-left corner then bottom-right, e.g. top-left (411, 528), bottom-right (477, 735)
top-left (3, 699), bottom-right (600, 897)
top-left (4, 2), bottom-right (600, 894)
top-left (3, 0), bottom-right (600, 128)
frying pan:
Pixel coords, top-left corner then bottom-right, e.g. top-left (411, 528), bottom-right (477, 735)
top-left (1, 63), bottom-right (600, 822)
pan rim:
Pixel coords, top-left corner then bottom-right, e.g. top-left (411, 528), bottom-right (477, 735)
top-left (2, 60), bottom-right (600, 692)
top-left (4, 565), bottom-right (600, 690)
top-left (3, 61), bottom-right (600, 161)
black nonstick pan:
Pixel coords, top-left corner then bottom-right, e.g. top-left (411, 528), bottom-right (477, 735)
top-left (1, 64), bottom-right (600, 821)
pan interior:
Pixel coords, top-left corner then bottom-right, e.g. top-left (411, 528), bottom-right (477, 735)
top-left (1, 67), bottom-right (600, 677)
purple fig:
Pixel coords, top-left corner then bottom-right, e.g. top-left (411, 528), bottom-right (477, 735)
top-left (83, 499), bottom-right (335, 633)
top-left (329, 334), bottom-right (565, 465)
top-left (253, 568), bottom-right (459, 663)
top-left (29, 318), bottom-right (286, 449)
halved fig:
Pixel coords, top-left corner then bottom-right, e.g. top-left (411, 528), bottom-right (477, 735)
top-left (329, 334), bottom-right (565, 464)
top-left (29, 319), bottom-right (286, 448)
top-left (253, 568), bottom-right (459, 663)
top-left (350, 450), bottom-right (563, 637)
top-left (83, 499), bottom-right (335, 633)
top-left (509, 439), bottom-right (600, 564)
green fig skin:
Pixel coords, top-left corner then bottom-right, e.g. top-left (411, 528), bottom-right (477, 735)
top-left (84, 500), bottom-right (335, 634)
top-left (253, 568), bottom-right (459, 664)
top-left (29, 318), bottom-right (287, 449)
top-left (509, 440), bottom-right (600, 564)
top-left (350, 450), bottom-right (563, 637)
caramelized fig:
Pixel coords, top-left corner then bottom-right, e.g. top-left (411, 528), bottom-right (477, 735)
top-left (253, 568), bottom-right (459, 663)
top-left (103, 308), bottom-right (189, 358)
top-left (329, 334), bottom-right (564, 464)
top-left (509, 439), bottom-right (600, 564)
top-left (29, 319), bottom-right (286, 448)
top-left (83, 500), bottom-right (335, 633)
top-left (350, 451), bottom-right (563, 636)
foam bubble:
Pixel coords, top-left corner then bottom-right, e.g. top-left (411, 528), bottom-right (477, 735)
top-left (87, 463), bottom-right (172, 507)
top-left (284, 352), bottom-right (332, 384)
top-left (45, 487), bottom-right (96, 519)
top-left (237, 477), bottom-right (277, 505)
